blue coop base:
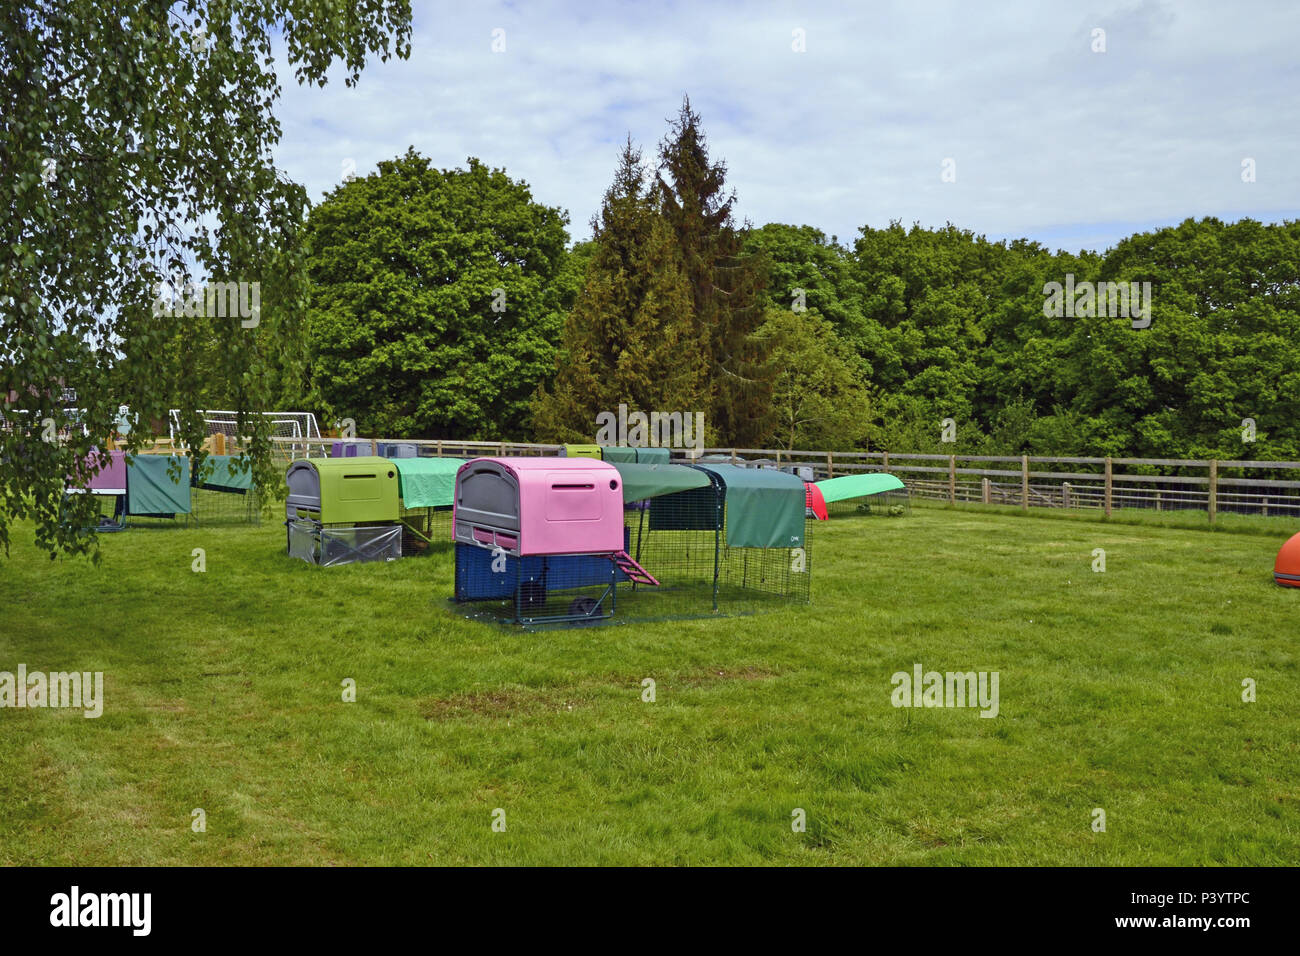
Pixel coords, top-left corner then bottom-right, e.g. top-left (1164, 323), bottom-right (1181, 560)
top-left (453, 528), bottom-right (633, 625)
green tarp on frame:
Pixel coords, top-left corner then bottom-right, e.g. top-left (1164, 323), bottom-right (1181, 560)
top-left (599, 446), bottom-right (673, 464)
top-left (815, 473), bottom-right (905, 504)
top-left (196, 454), bottom-right (254, 492)
top-left (610, 460), bottom-right (805, 548)
top-left (393, 457), bottom-right (466, 509)
top-left (598, 445), bottom-right (638, 463)
top-left (696, 463), bottom-right (805, 549)
top-left (126, 455), bottom-right (191, 515)
top-left (610, 462), bottom-right (712, 503)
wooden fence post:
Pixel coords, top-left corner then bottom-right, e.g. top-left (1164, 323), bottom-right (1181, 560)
top-left (827, 451), bottom-right (834, 479)
top-left (982, 478), bottom-right (991, 504)
top-left (436, 440), bottom-right (443, 458)
top-left (1104, 457), bottom-right (1113, 517)
top-left (948, 455), bottom-right (956, 503)
top-left (882, 451), bottom-right (889, 470)
top-left (1021, 455), bottom-right (1029, 511)
top-left (731, 448), bottom-right (738, 466)
top-left (1062, 482), bottom-right (1071, 508)
top-left (1208, 459), bottom-right (1218, 525)
top-left (370, 438), bottom-right (378, 455)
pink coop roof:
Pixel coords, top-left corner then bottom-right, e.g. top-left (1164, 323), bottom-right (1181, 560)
top-left (454, 456), bottom-right (624, 556)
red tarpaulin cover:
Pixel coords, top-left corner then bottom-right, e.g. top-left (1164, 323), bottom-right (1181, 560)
top-left (805, 481), bottom-right (828, 521)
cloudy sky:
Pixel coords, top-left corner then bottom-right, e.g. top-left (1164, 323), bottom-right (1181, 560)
top-left (271, 0), bottom-right (1300, 254)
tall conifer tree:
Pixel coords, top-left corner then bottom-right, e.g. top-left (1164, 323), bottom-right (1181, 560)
top-left (656, 97), bottom-right (775, 445)
top-left (533, 139), bottom-right (703, 442)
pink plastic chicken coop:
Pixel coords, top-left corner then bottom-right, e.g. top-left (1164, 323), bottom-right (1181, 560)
top-left (452, 457), bottom-right (657, 624)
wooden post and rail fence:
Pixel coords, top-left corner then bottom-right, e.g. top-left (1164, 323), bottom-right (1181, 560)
top-left (266, 436), bottom-right (1300, 525)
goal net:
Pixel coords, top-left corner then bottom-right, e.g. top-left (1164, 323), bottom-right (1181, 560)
top-left (169, 410), bottom-right (320, 457)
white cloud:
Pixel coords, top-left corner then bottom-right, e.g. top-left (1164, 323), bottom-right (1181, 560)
top-left (270, 0), bottom-right (1300, 253)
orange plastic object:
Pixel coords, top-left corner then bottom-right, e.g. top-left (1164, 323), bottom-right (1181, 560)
top-left (1274, 532), bottom-right (1300, 587)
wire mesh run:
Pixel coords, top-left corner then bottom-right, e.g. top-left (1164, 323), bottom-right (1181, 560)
top-left (400, 505), bottom-right (454, 555)
top-left (450, 478), bottom-right (812, 628)
top-left (827, 490), bottom-right (911, 518)
top-left (623, 508), bottom-right (812, 612)
top-left (627, 481), bottom-right (811, 612)
top-left (453, 542), bottom-right (622, 626)
top-left (82, 486), bottom-right (262, 529)
top-left (192, 486), bottom-right (262, 526)
top-left (287, 519), bottom-right (402, 566)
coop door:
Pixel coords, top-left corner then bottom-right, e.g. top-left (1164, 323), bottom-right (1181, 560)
top-left (340, 472), bottom-right (383, 503)
top-left (545, 473), bottom-right (602, 521)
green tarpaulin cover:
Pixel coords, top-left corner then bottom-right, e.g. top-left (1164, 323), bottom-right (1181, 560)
top-left (611, 462), bottom-right (712, 503)
top-left (127, 455), bottom-right (191, 515)
top-left (393, 457), bottom-right (465, 508)
top-left (635, 446), bottom-right (671, 464)
top-left (696, 463), bottom-right (805, 549)
top-left (610, 461), bottom-right (806, 548)
top-left (815, 473), bottom-right (905, 504)
top-left (599, 445), bottom-right (673, 464)
top-left (598, 445), bottom-right (638, 463)
top-left (196, 454), bottom-right (253, 492)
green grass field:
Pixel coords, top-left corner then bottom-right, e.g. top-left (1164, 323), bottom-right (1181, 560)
top-left (1, 505), bottom-right (1297, 865)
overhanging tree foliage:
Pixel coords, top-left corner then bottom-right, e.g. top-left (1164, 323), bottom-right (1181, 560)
top-left (0, 0), bottom-right (412, 558)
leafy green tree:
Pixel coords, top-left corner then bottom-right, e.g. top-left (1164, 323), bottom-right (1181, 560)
top-left (533, 140), bottom-right (703, 443)
top-left (1094, 217), bottom-right (1300, 460)
top-left (753, 307), bottom-right (872, 450)
top-left (743, 224), bottom-right (869, 345)
top-left (1, 0), bottom-right (411, 557)
top-left (847, 216), bottom-right (1300, 461)
top-left (154, 238), bottom-right (312, 415)
top-left (306, 150), bottom-right (572, 440)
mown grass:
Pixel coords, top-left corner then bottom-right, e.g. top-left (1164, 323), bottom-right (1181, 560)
top-left (1, 506), bottom-right (1297, 865)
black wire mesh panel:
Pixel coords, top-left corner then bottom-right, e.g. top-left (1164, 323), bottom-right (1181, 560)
top-left (828, 490), bottom-right (910, 518)
top-left (628, 492), bottom-right (718, 582)
top-left (718, 530), bottom-right (812, 603)
top-left (81, 485), bottom-right (261, 529)
top-left (623, 484), bottom-right (812, 616)
top-left (191, 486), bottom-right (262, 526)
top-left (400, 505), bottom-right (453, 555)
top-left (83, 493), bottom-right (128, 532)
top-left (453, 541), bottom-right (622, 626)
top-left (116, 496), bottom-right (187, 529)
